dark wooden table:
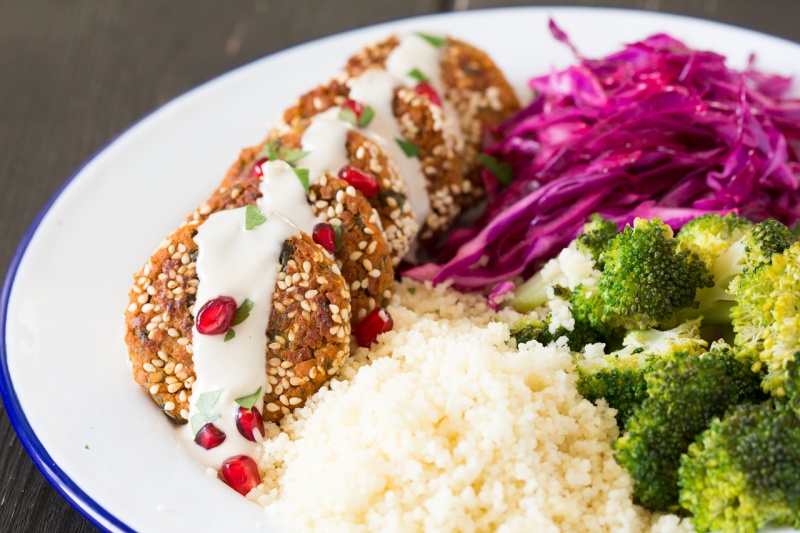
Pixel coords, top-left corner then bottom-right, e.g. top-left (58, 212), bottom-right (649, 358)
top-left (2, 1), bottom-right (799, 531)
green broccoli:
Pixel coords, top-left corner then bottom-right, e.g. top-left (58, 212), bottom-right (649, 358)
top-left (510, 307), bottom-right (604, 353)
top-left (678, 217), bottom-right (794, 326)
top-left (614, 342), bottom-right (765, 512)
top-left (575, 213), bottom-right (618, 267)
top-left (575, 318), bottom-right (708, 427)
top-left (732, 240), bottom-right (800, 399)
top-left (512, 214), bottom-right (613, 312)
top-left (679, 400), bottom-right (800, 533)
top-left (596, 218), bottom-right (713, 332)
top-left (676, 212), bottom-right (753, 266)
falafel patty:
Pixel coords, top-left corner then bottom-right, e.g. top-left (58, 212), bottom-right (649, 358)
top-left (343, 34), bottom-right (521, 206)
top-left (281, 74), bottom-right (464, 241)
top-left (211, 142), bottom-right (394, 321)
top-left (125, 196), bottom-right (351, 425)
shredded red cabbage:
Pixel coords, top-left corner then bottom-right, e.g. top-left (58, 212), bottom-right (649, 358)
top-left (407, 21), bottom-right (800, 289)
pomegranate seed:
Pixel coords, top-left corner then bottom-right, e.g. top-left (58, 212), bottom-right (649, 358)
top-left (341, 98), bottom-right (364, 120)
top-left (353, 307), bottom-right (393, 348)
top-left (235, 406), bottom-right (265, 442)
top-left (196, 296), bottom-right (238, 335)
top-left (415, 82), bottom-right (441, 106)
top-left (194, 423), bottom-right (226, 450)
top-left (250, 157), bottom-right (269, 177)
top-left (338, 166), bottom-right (378, 198)
top-left (221, 455), bottom-right (261, 496)
top-left (312, 223), bottom-right (337, 254)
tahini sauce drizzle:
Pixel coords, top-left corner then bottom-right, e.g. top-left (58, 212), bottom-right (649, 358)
top-left (297, 33), bottom-right (457, 232)
top-left (180, 161), bottom-right (316, 468)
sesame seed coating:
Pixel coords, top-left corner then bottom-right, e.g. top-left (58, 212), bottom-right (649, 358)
top-left (126, 185), bottom-right (352, 425)
top-left (272, 123), bottom-right (417, 265)
top-left (343, 35), bottom-right (520, 208)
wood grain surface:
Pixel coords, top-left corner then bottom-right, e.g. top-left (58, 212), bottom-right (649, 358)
top-left (1, 1), bottom-right (799, 531)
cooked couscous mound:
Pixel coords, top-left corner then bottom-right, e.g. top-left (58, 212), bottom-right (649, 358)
top-left (250, 280), bottom-right (691, 532)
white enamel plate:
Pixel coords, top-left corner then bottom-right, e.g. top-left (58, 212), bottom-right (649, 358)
top-left (3, 7), bottom-right (799, 532)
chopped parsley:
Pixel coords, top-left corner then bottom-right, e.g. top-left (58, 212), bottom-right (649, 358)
top-left (190, 389), bottom-right (223, 434)
top-left (339, 105), bottom-right (375, 128)
top-left (294, 168), bottom-right (310, 193)
top-left (234, 387), bottom-right (262, 410)
top-left (416, 32), bottom-right (446, 48)
top-left (231, 299), bottom-right (254, 326)
top-left (477, 153), bottom-right (514, 186)
top-left (396, 138), bottom-right (420, 158)
top-left (408, 68), bottom-right (429, 82)
top-left (245, 205), bottom-right (268, 230)
top-left (279, 147), bottom-right (309, 164)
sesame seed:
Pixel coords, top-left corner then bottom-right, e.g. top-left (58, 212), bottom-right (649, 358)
top-left (164, 402), bottom-right (175, 411)
top-left (149, 385), bottom-right (159, 395)
top-left (143, 363), bottom-right (156, 373)
top-left (167, 383), bottom-right (182, 393)
top-left (266, 403), bottom-right (280, 412)
top-left (279, 395), bottom-right (289, 406)
top-left (167, 328), bottom-right (179, 338)
top-left (289, 397), bottom-right (302, 406)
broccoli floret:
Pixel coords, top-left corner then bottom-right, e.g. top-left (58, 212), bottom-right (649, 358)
top-left (597, 218), bottom-right (713, 332)
top-left (678, 217), bottom-right (794, 326)
top-left (575, 318), bottom-right (708, 427)
top-left (571, 283), bottom-right (615, 339)
top-left (614, 341), bottom-right (765, 512)
top-left (676, 212), bottom-right (753, 266)
top-left (575, 213), bottom-right (618, 268)
top-left (731, 240), bottom-right (800, 398)
top-left (510, 310), bottom-right (604, 353)
top-left (679, 401), bottom-right (800, 533)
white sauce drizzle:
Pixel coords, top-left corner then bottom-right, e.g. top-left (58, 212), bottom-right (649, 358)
top-left (180, 206), bottom-right (299, 467)
top-left (349, 70), bottom-right (430, 228)
top-left (385, 33), bottom-right (464, 152)
top-left (257, 159), bottom-right (321, 235)
top-left (297, 107), bottom-right (352, 186)
top-left (177, 31), bottom-right (461, 469)
top-left (296, 32), bottom-right (462, 233)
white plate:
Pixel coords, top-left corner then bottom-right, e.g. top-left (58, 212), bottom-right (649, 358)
top-left (3, 7), bottom-right (800, 532)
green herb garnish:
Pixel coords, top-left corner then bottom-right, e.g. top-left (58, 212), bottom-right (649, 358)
top-left (408, 287), bottom-right (416, 295)
top-left (332, 224), bottom-right (344, 253)
top-left (279, 147), bottom-right (309, 164)
top-left (416, 32), bottom-right (446, 48)
top-left (191, 389), bottom-right (224, 434)
top-left (357, 106), bottom-right (375, 127)
top-left (245, 205), bottom-right (268, 230)
top-left (338, 107), bottom-right (357, 125)
top-left (231, 298), bottom-right (254, 326)
top-left (408, 68), bottom-right (429, 82)
top-left (396, 138), bottom-right (420, 158)
top-left (477, 153), bottom-right (514, 186)
top-left (267, 140), bottom-right (280, 161)
top-left (294, 168), bottom-right (310, 193)
top-left (224, 329), bottom-right (235, 342)
top-left (234, 387), bottom-right (262, 410)
top-left (339, 105), bottom-right (375, 128)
